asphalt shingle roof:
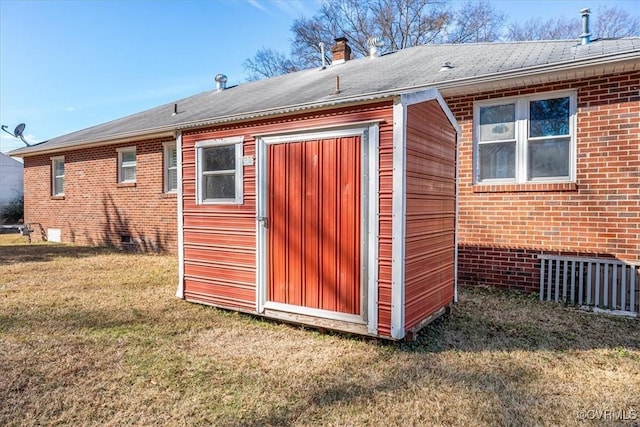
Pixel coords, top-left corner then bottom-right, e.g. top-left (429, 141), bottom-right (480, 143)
top-left (10, 37), bottom-right (640, 156)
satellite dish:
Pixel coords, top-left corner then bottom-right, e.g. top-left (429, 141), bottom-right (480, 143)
top-left (0, 122), bottom-right (31, 146)
top-left (14, 123), bottom-right (26, 138)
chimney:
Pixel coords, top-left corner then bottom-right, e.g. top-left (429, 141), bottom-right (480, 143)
top-left (331, 37), bottom-right (351, 64)
top-left (580, 8), bottom-right (591, 45)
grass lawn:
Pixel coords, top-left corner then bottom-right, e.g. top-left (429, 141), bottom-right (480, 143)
top-left (1, 235), bottom-right (639, 426)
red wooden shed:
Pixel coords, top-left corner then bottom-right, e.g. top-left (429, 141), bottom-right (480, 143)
top-left (176, 87), bottom-right (459, 340)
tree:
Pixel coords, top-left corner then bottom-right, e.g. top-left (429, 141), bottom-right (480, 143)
top-left (243, 1), bottom-right (640, 79)
top-left (506, 17), bottom-right (580, 41)
top-left (507, 6), bottom-right (639, 41)
top-left (244, 0), bottom-right (458, 74)
top-left (243, 0), bottom-right (505, 77)
top-left (592, 5), bottom-right (639, 38)
top-left (242, 48), bottom-right (300, 81)
top-left (0, 195), bottom-right (23, 224)
top-left (444, 0), bottom-right (506, 44)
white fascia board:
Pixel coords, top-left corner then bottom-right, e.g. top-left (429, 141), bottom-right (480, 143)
top-left (10, 129), bottom-right (175, 158)
top-left (454, 131), bottom-right (460, 303)
top-left (255, 136), bottom-right (267, 313)
top-left (367, 123), bottom-right (380, 335)
top-left (390, 97), bottom-right (407, 340)
top-left (175, 131), bottom-right (185, 299)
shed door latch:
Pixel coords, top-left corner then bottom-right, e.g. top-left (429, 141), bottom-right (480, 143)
top-left (256, 216), bottom-right (268, 228)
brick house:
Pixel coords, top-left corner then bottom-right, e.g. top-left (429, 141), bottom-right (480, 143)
top-left (10, 36), bottom-right (640, 319)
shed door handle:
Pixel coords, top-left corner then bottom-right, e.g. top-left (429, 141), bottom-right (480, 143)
top-left (257, 216), bottom-right (268, 228)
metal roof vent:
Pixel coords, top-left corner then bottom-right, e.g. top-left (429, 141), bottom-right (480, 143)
top-left (319, 42), bottom-right (327, 69)
top-left (215, 74), bottom-right (228, 91)
top-left (440, 62), bottom-right (454, 72)
top-left (367, 36), bottom-right (384, 58)
top-left (580, 8), bottom-right (591, 45)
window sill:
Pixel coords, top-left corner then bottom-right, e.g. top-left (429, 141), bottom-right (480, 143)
top-left (117, 182), bottom-right (137, 188)
top-left (51, 195), bottom-right (65, 200)
top-left (473, 182), bottom-right (577, 193)
top-left (162, 192), bottom-right (177, 199)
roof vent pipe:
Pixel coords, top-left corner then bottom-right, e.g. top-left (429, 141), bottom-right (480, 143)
top-left (319, 42), bottom-right (327, 69)
top-left (440, 62), bottom-right (454, 72)
top-left (580, 8), bottom-right (591, 45)
top-left (215, 74), bottom-right (228, 91)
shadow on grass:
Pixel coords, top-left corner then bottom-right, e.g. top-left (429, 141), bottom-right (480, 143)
top-left (398, 286), bottom-right (640, 354)
top-left (0, 243), bottom-right (120, 265)
top-left (2, 285), bottom-right (639, 426)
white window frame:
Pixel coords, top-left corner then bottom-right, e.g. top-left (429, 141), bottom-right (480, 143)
top-left (164, 142), bottom-right (178, 193)
top-left (195, 136), bottom-right (244, 204)
top-left (474, 90), bottom-right (577, 184)
top-left (117, 146), bottom-right (136, 183)
top-left (51, 156), bottom-right (65, 196)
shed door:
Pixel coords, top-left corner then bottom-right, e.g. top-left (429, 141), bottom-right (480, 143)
top-left (267, 136), bottom-right (361, 315)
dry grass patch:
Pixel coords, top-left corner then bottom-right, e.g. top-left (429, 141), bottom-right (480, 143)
top-left (1, 235), bottom-right (639, 426)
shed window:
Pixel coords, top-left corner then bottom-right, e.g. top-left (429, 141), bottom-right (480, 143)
top-left (51, 156), bottom-right (65, 196)
top-left (474, 91), bottom-right (575, 184)
top-left (164, 142), bottom-right (177, 193)
top-left (117, 147), bottom-right (136, 183)
top-left (196, 137), bottom-right (243, 204)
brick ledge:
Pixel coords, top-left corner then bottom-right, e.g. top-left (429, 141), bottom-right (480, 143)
top-left (472, 182), bottom-right (577, 193)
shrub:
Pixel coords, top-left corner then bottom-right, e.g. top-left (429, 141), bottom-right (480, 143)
top-left (1, 196), bottom-right (23, 224)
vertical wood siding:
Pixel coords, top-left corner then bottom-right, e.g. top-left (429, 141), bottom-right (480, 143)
top-left (181, 103), bottom-right (395, 324)
top-left (403, 100), bottom-right (457, 330)
top-left (268, 137), bottom-right (361, 314)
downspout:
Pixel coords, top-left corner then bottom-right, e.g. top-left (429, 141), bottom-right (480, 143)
top-left (175, 130), bottom-right (185, 299)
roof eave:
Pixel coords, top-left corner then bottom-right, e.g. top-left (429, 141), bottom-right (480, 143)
top-left (437, 50), bottom-right (640, 96)
top-left (9, 49), bottom-right (638, 157)
top-left (9, 128), bottom-right (176, 158)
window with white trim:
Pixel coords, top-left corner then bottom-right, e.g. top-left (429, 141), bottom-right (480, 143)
top-left (474, 91), bottom-right (576, 184)
top-left (164, 142), bottom-right (177, 193)
top-left (117, 147), bottom-right (136, 183)
top-left (51, 156), bottom-right (65, 196)
top-left (196, 137), bottom-right (243, 204)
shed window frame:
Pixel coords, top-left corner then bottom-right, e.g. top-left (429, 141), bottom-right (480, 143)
top-left (164, 142), bottom-right (178, 193)
top-left (195, 136), bottom-right (244, 205)
top-left (473, 90), bottom-right (577, 185)
top-left (117, 147), bottom-right (137, 183)
top-left (51, 156), bottom-right (65, 196)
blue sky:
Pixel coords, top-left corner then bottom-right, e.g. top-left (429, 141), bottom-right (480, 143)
top-left (1, 0), bottom-right (637, 153)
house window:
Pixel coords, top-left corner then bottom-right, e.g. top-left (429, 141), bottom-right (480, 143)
top-left (196, 136), bottom-right (243, 204)
top-left (51, 156), bottom-right (65, 196)
top-left (474, 91), bottom-right (576, 184)
top-left (117, 147), bottom-right (136, 183)
top-left (164, 142), bottom-right (177, 193)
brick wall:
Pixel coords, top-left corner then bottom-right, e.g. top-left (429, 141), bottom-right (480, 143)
top-left (23, 138), bottom-right (178, 252)
top-left (445, 70), bottom-right (640, 292)
top-left (19, 71), bottom-right (639, 290)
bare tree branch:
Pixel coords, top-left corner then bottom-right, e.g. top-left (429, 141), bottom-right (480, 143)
top-left (242, 0), bottom-right (639, 80)
top-left (593, 5), bottom-right (639, 38)
top-left (242, 48), bottom-right (299, 81)
top-left (446, 0), bottom-right (506, 43)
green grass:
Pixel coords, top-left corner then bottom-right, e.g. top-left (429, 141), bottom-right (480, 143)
top-left (1, 235), bottom-right (638, 426)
